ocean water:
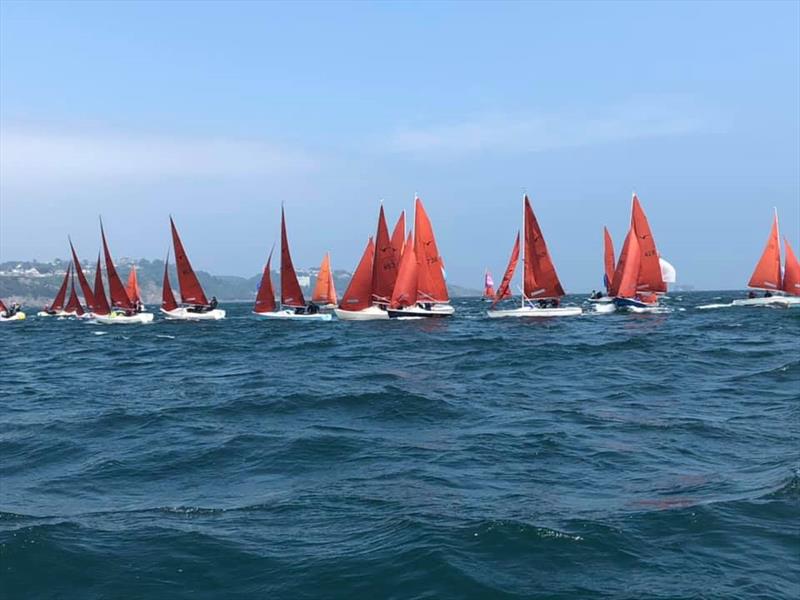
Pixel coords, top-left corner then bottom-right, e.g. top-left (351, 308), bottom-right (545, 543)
top-left (1, 292), bottom-right (798, 599)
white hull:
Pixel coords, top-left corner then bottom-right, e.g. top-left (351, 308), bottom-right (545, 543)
top-left (254, 309), bottom-right (332, 321)
top-left (593, 302), bottom-right (617, 314)
top-left (732, 296), bottom-right (800, 307)
top-left (487, 305), bottom-right (582, 319)
top-left (94, 311), bottom-right (154, 324)
top-left (0, 312), bottom-right (26, 322)
top-left (387, 303), bottom-right (455, 319)
top-left (161, 307), bottom-right (226, 320)
top-left (334, 305), bottom-right (390, 321)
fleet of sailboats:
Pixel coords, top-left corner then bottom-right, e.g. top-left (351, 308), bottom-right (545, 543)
top-left (3, 194), bottom-right (800, 325)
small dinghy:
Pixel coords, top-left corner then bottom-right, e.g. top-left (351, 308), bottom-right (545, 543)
top-left (253, 207), bottom-right (331, 321)
top-left (0, 299), bottom-right (25, 322)
top-left (311, 252), bottom-right (338, 311)
top-left (160, 218), bottom-right (225, 320)
top-left (732, 210), bottom-right (800, 307)
top-left (37, 264), bottom-right (73, 317)
top-left (611, 194), bottom-right (675, 313)
top-left (92, 219), bottom-right (154, 324)
top-left (487, 195), bottom-right (582, 319)
top-left (587, 227), bottom-right (617, 313)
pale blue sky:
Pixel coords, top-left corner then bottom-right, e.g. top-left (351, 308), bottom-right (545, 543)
top-left (1, 0), bottom-right (798, 290)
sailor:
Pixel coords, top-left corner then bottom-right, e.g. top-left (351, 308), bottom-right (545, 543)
top-left (307, 302), bottom-right (319, 314)
top-left (4, 302), bottom-right (19, 317)
top-left (748, 291), bottom-right (757, 299)
top-left (764, 290), bottom-right (773, 298)
top-left (209, 296), bottom-right (218, 310)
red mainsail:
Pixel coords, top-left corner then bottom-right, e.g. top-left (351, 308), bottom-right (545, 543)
top-left (339, 238), bottom-right (375, 311)
top-left (610, 228), bottom-right (642, 298)
top-left (64, 273), bottom-right (84, 316)
top-left (280, 207), bottom-right (306, 307)
top-left (312, 252), bottom-right (337, 305)
top-left (48, 264), bottom-right (72, 311)
top-left (92, 253), bottom-right (111, 315)
top-left (391, 232), bottom-right (418, 309)
top-left (747, 212), bottom-right (782, 290)
top-left (414, 197), bottom-right (449, 303)
top-left (630, 194), bottom-right (666, 293)
top-left (170, 217), bottom-right (209, 306)
top-left (253, 248), bottom-right (277, 313)
top-left (372, 205), bottom-right (399, 303)
top-left (782, 238), bottom-right (800, 296)
top-left (69, 240), bottom-right (96, 311)
top-left (161, 253), bottom-right (179, 312)
top-left (603, 227), bottom-right (615, 293)
top-left (523, 196), bottom-right (565, 299)
top-left (492, 232), bottom-right (520, 307)
top-left (100, 221), bottom-right (134, 310)
top-left (126, 265), bottom-right (142, 303)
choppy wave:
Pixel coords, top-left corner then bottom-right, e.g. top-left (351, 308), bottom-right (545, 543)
top-left (1, 293), bottom-right (798, 598)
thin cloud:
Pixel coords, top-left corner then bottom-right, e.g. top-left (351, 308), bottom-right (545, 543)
top-left (0, 126), bottom-right (318, 186)
top-left (386, 97), bottom-right (716, 158)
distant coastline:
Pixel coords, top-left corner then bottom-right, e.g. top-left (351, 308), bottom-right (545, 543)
top-left (0, 259), bottom-right (482, 305)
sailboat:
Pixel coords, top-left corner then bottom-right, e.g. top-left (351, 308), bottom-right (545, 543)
top-left (63, 271), bottom-right (85, 317)
top-left (587, 227), bottom-right (617, 313)
top-left (254, 207), bottom-right (331, 321)
top-left (93, 219), bottom-right (154, 324)
top-left (335, 204), bottom-right (399, 321)
top-left (37, 264), bottom-right (73, 317)
top-left (387, 196), bottom-right (455, 318)
top-left (311, 252), bottom-right (337, 310)
top-left (732, 210), bottom-right (800, 307)
top-left (161, 217), bottom-right (225, 320)
top-left (125, 265), bottom-right (145, 311)
top-left (483, 270), bottom-right (495, 302)
top-left (487, 195), bottom-right (582, 318)
top-left (0, 298), bottom-right (25, 322)
top-left (611, 194), bottom-right (676, 313)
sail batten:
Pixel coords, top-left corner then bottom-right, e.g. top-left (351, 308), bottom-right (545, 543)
top-left (170, 217), bottom-right (209, 306)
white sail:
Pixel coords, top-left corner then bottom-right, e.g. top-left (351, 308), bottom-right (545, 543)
top-left (659, 257), bottom-right (677, 283)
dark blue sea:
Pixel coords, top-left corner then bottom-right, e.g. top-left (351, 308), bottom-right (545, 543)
top-left (1, 292), bottom-right (798, 599)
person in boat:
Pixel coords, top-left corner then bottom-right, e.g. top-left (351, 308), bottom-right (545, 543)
top-left (209, 296), bottom-right (218, 310)
top-left (294, 305), bottom-right (307, 315)
top-left (551, 298), bottom-right (560, 308)
top-left (748, 291), bottom-right (757, 299)
top-left (590, 290), bottom-right (602, 300)
top-left (307, 302), bottom-right (319, 314)
top-left (764, 291), bottom-right (773, 298)
top-left (42, 306), bottom-right (58, 315)
top-left (3, 302), bottom-right (20, 318)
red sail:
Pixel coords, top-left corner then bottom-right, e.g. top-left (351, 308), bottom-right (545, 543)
top-left (70, 240), bottom-right (96, 311)
top-left (126, 265), bottom-right (142, 303)
top-left (391, 232), bottom-right (418, 308)
top-left (339, 238), bottom-right (375, 311)
top-left (414, 197), bottom-right (449, 303)
top-left (101, 221), bottom-right (134, 310)
top-left (170, 217), bottom-right (209, 306)
top-left (782, 238), bottom-right (800, 296)
top-left (280, 207), bottom-right (306, 307)
top-left (610, 228), bottom-right (642, 298)
top-left (603, 227), bottom-right (615, 293)
top-left (93, 254), bottom-right (111, 315)
top-left (64, 274), bottom-right (84, 316)
top-left (0, 299), bottom-right (6, 313)
top-left (630, 194), bottom-right (666, 293)
top-left (523, 196), bottom-right (565, 299)
top-left (162, 253), bottom-right (179, 312)
top-left (372, 205), bottom-right (400, 302)
top-left (254, 249), bottom-right (277, 313)
top-left (492, 232), bottom-right (520, 307)
top-left (48, 264), bottom-right (72, 311)
top-left (748, 212), bottom-right (782, 290)
top-left (312, 253), bottom-right (337, 305)
top-left (391, 211), bottom-right (406, 259)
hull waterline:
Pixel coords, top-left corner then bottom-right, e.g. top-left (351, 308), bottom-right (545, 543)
top-left (161, 307), bottom-right (227, 320)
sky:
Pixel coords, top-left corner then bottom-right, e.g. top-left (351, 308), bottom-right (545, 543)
top-left (1, 0), bottom-right (798, 291)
